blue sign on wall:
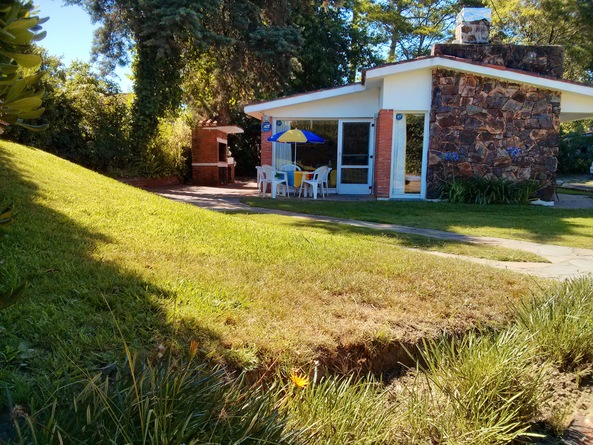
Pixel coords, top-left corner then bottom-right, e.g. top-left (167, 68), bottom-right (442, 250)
top-left (396, 113), bottom-right (403, 121)
top-left (262, 122), bottom-right (272, 132)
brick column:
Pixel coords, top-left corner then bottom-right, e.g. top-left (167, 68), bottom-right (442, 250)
top-left (261, 119), bottom-right (273, 166)
top-left (374, 110), bottom-right (394, 198)
top-left (192, 128), bottom-right (222, 186)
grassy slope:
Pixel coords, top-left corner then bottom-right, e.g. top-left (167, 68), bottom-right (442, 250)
top-left (242, 198), bottom-right (593, 248)
top-left (0, 142), bottom-right (536, 385)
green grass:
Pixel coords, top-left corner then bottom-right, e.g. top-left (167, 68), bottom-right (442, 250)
top-left (230, 213), bottom-right (549, 263)
top-left (0, 141), bottom-right (535, 405)
top-left (242, 197), bottom-right (593, 248)
top-left (557, 187), bottom-right (593, 197)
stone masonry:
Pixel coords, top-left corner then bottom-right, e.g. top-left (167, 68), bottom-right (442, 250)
top-left (432, 44), bottom-right (565, 79)
top-left (427, 44), bottom-right (564, 201)
top-left (427, 69), bottom-right (561, 200)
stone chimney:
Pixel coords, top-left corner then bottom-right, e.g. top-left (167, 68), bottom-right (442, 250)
top-left (454, 8), bottom-right (491, 44)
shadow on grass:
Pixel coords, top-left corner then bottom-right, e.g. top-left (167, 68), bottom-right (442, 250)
top-left (0, 146), bottom-right (223, 406)
top-left (242, 197), bottom-right (593, 246)
top-left (227, 212), bottom-right (549, 263)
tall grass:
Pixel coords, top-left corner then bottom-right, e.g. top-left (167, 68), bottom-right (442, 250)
top-left (393, 330), bottom-right (549, 444)
top-left (14, 347), bottom-right (297, 445)
top-left (515, 277), bottom-right (593, 370)
top-left (280, 374), bottom-right (396, 444)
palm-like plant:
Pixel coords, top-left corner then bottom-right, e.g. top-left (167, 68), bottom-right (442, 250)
top-left (0, 0), bottom-right (47, 133)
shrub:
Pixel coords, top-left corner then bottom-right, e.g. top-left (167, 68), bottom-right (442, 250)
top-left (395, 330), bottom-right (550, 444)
top-left (440, 176), bottom-right (539, 205)
top-left (515, 277), bottom-right (593, 370)
top-left (558, 132), bottom-right (593, 174)
top-left (136, 114), bottom-right (192, 179)
top-left (14, 348), bottom-right (298, 444)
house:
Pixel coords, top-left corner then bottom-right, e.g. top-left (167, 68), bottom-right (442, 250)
top-left (244, 8), bottom-right (593, 201)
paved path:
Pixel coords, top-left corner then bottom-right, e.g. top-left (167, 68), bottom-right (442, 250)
top-left (151, 183), bottom-right (593, 281)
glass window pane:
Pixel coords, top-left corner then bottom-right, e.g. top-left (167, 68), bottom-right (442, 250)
top-left (405, 115), bottom-right (424, 194)
top-left (341, 168), bottom-right (368, 184)
top-left (342, 123), bottom-right (370, 166)
top-left (290, 120), bottom-right (338, 186)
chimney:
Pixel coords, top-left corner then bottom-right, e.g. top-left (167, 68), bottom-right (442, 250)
top-left (454, 8), bottom-right (491, 44)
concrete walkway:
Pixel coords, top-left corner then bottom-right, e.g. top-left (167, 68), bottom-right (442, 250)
top-left (151, 182), bottom-right (593, 281)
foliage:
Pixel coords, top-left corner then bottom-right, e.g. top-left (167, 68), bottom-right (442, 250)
top-left (515, 277), bottom-right (593, 371)
top-left (397, 330), bottom-right (549, 444)
top-left (489, 0), bottom-right (593, 81)
top-left (439, 175), bottom-right (539, 204)
top-left (557, 131), bottom-right (593, 174)
top-left (356, 0), bottom-right (482, 62)
top-left (136, 114), bottom-right (192, 179)
top-left (0, 0), bottom-right (47, 134)
top-left (15, 347), bottom-right (297, 444)
top-left (288, 1), bottom-right (382, 92)
top-left (8, 52), bottom-right (133, 173)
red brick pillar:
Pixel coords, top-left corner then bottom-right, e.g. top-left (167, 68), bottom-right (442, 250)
top-left (374, 110), bottom-right (394, 198)
top-left (192, 128), bottom-right (221, 186)
top-left (260, 119), bottom-right (273, 166)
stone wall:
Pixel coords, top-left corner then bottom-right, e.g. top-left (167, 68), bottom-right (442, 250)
top-left (427, 69), bottom-right (561, 200)
top-left (432, 44), bottom-right (565, 79)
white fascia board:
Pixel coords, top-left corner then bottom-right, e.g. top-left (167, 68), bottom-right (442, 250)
top-left (366, 57), bottom-right (593, 97)
top-left (244, 84), bottom-right (366, 119)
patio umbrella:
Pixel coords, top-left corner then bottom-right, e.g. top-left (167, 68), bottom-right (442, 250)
top-left (267, 129), bottom-right (325, 165)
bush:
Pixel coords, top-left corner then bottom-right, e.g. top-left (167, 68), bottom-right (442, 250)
top-left (558, 132), bottom-right (593, 174)
top-left (440, 176), bottom-right (539, 205)
top-left (515, 277), bottom-right (593, 370)
top-left (135, 115), bottom-right (192, 179)
top-left (7, 56), bottom-right (133, 174)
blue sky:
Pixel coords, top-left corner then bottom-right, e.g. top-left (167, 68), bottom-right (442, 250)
top-left (36, 0), bottom-right (133, 92)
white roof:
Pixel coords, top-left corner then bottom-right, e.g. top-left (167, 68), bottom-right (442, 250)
top-left (244, 56), bottom-right (593, 122)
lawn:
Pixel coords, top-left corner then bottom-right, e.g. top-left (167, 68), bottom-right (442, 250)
top-left (242, 197), bottom-right (593, 248)
top-left (0, 141), bottom-right (537, 404)
top-left (229, 213), bottom-right (548, 263)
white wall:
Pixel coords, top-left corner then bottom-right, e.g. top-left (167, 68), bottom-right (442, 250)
top-left (560, 92), bottom-right (593, 122)
top-left (381, 69), bottom-right (433, 111)
top-left (262, 88), bottom-right (380, 119)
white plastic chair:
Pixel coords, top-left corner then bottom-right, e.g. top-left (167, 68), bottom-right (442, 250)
top-left (299, 166), bottom-right (328, 199)
top-left (322, 167), bottom-right (332, 193)
top-left (280, 164), bottom-right (301, 193)
top-left (261, 165), bottom-right (290, 198)
top-left (256, 165), bottom-right (268, 196)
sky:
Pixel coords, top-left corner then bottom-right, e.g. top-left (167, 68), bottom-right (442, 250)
top-left (36, 0), bottom-right (133, 92)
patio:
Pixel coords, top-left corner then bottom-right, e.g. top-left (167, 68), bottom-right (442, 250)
top-left (145, 178), bottom-right (376, 211)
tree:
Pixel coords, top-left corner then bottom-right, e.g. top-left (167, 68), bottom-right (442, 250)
top-left (0, 0), bottom-right (47, 134)
top-left (9, 50), bottom-right (132, 173)
top-left (66, 0), bottom-right (220, 153)
top-left (289, 0), bottom-right (382, 92)
top-left (356, 0), bottom-right (483, 61)
top-left (488, 0), bottom-right (593, 81)
top-left (182, 0), bottom-right (302, 121)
